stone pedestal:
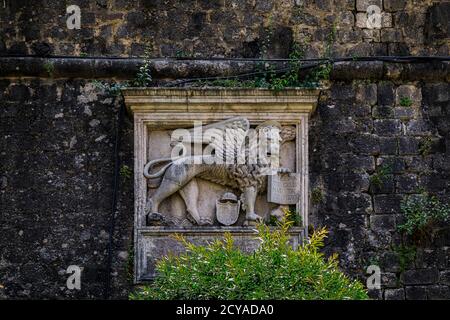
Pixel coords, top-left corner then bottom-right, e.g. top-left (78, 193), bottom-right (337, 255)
top-left (123, 88), bottom-right (319, 282)
top-left (136, 227), bottom-right (304, 280)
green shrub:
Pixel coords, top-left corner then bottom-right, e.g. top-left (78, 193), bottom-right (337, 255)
top-left (398, 193), bottom-right (450, 237)
top-left (130, 213), bottom-right (368, 300)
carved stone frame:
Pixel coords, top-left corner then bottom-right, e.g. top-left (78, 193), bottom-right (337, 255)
top-left (123, 88), bottom-right (319, 282)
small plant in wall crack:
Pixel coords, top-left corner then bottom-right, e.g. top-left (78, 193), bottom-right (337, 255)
top-left (43, 61), bottom-right (55, 77)
top-left (369, 164), bottom-right (392, 192)
top-left (131, 61), bottom-right (152, 87)
top-left (93, 80), bottom-right (128, 96)
top-left (311, 187), bottom-right (324, 205)
top-left (130, 43), bottom-right (153, 87)
top-left (92, 42), bottom-right (153, 95)
top-left (391, 244), bottom-right (417, 274)
top-left (419, 136), bottom-right (433, 156)
top-left (120, 165), bottom-right (132, 180)
top-left (399, 96), bottom-right (413, 107)
top-left (398, 192), bottom-right (450, 244)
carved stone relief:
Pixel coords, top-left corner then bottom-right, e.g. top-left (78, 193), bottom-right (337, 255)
top-left (143, 116), bottom-right (298, 227)
top-left (123, 88), bottom-right (319, 282)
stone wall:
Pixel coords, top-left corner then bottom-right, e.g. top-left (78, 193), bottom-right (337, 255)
top-left (310, 79), bottom-right (450, 300)
top-left (0, 0), bottom-right (449, 300)
top-left (1, 0), bottom-right (449, 58)
top-left (1, 60), bottom-right (449, 299)
top-left (0, 78), bottom-right (135, 298)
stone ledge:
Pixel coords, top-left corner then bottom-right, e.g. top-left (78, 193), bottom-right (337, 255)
top-left (137, 226), bottom-right (306, 236)
top-left (136, 226), bottom-right (305, 282)
top-left (0, 57), bottom-right (449, 82)
top-left (123, 87), bottom-right (320, 115)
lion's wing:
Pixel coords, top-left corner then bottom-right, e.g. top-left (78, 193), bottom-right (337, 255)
top-left (184, 117), bottom-right (250, 162)
top-left (210, 117), bottom-right (249, 163)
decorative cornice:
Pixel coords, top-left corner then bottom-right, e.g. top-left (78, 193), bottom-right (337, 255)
top-left (122, 87), bottom-right (320, 115)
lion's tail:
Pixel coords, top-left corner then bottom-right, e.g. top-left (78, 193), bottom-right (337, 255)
top-left (143, 158), bottom-right (174, 179)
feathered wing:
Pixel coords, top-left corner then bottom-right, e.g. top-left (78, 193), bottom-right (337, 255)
top-left (182, 117), bottom-right (250, 163)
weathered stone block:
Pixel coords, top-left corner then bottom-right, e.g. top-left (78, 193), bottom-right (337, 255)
top-left (405, 156), bottom-right (432, 172)
top-left (337, 192), bottom-right (373, 214)
top-left (198, 0), bottom-right (224, 9)
top-left (381, 13), bottom-right (393, 28)
top-left (331, 85), bottom-right (355, 102)
top-left (405, 286), bottom-right (428, 300)
top-left (318, 103), bottom-right (342, 120)
top-left (394, 107), bottom-right (417, 120)
top-left (362, 29), bottom-right (381, 42)
top-left (388, 42), bottom-right (410, 56)
top-left (440, 271), bottom-right (450, 286)
top-left (379, 137), bottom-right (398, 155)
top-left (355, 13), bottom-right (368, 28)
top-left (446, 135), bottom-right (450, 156)
top-left (368, 289), bottom-right (383, 299)
top-left (374, 194), bottom-right (403, 214)
top-left (406, 120), bottom-right (433, 136)
top-left (427, 285), bottom-right (450, 300)
top-left (381, 28), bottom-right (403, 42)
top-left (381, 251), bottom-right (401, 272)
top-left (425, 3), bottom-right (450, 42)
top-left (337, 154), bottom-right (376, 172)
top-left (420, 173), bottom-right (448, 193)
top-left (403, 269), bottom-right (439, 285)
top-left (399, 137), bottom-right (420, 155)
top-left (433, 154), bottom-right (450, 172)
top-left (353, 104), bottom-right (372, 118)
top-left (336, 119), bottom-right (357, 133)
top-left (346, 42), bottom-right (388, 57)
top-left (325, 172), bottom-right (371, 193)
top-left (378, 81), bottom-right (395, 105)
top-left (384, 0), bottom-right (406, 12)
top-left (381, 272), bottom-right (398, 288)
top-left (423, 83), bottom-right (450, 104)
top-left (357, 0), bottom-right (382, 12)
top-left (396, 85), bottom-right (422, 107)
top-left (130, 43), bottom-right (145, 57)
top-left (395, 11), bottom-right (426, 29)
top-left (351, 134), bottom-right (380, 155)
top-left (416, 248), bottom-right (446, 269)
top-left (374, 119), bottom-right (402, 135)
top-left (356, 83), bottom-right (377, 105)
top-left (384, 288), bottom-right (405, 300)
top-left (377, 156), bottom-right (405, 173)
top-left (338, 30), bottom-right (363, 43)
top-left (126, 11), bottom-right (146, 28)
top-left (396, 174), bottom-right (419, 193)
top-left (339, 11), bottom-right (355, 26)
top-left (8, 84), bottom-right (31, 102)
top-left (370, 214), bottom-right (396, 232)
top-left (373, 105), bottom-right (394, 118)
